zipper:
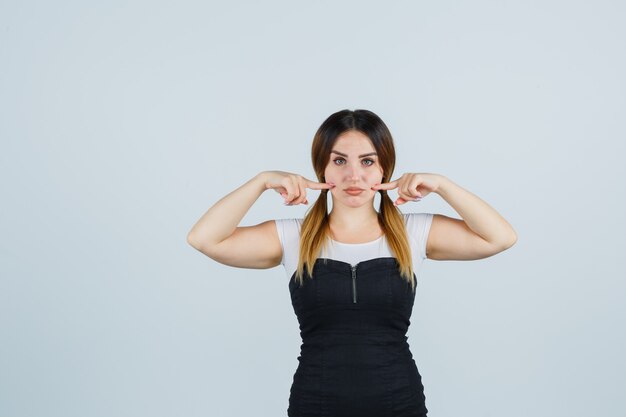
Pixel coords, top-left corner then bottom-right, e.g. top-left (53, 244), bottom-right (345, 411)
top-left (351, 263), bottom-right (358, 303)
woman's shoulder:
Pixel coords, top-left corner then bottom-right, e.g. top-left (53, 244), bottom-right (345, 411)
top-left (402, 212), bottom-right (435, 238)
top-left (273, 218), bottom-right (304, 244)
top-left (274, 217), bottom-right (303, 229)
top-left (402, 211), bottom-right (435, 224)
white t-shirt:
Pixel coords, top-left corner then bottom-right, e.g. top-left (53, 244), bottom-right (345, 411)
top-left (274, 212), bottom-right (434, 281)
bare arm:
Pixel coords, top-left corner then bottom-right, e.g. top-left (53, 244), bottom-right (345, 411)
top-left (433, 175), bottom-right (517, 249)
top-left (372, 173), bottom-right (517, 261)
top-left (186, 172), bottom-right (268, 249)
top-left (186, 170), bottom-right (334, 269)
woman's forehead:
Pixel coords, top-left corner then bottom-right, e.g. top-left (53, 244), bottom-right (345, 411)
top-left (333, 132), bottom-right (376, 154)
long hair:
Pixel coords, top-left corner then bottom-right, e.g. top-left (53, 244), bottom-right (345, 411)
top-left (295, 109), bottom-right (416, 292)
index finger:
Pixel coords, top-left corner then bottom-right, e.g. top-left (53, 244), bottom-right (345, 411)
top-left (371, 180), bottom-right (398, 190)
top-left (306, 179), bottom-right (335, 190)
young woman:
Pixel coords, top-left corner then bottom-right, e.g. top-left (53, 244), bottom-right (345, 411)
top-left (187, 109), bottom-right (517, 417)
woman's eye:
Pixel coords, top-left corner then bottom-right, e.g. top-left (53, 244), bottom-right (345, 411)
top-left (333, 158), bottom-right (375, 166)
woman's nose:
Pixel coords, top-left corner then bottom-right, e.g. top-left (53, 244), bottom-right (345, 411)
top-left (345, 165), bottom-right (362, 180)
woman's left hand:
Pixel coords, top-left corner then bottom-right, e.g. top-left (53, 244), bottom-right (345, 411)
top-left (371, 173), bottom-right (443, 206)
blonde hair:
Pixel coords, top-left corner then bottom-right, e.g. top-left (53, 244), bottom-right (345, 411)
top-left (295, 109), bottom-right (416, 292)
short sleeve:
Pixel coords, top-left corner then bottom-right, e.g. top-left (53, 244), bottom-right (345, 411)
top-left (274, 219), bottom-right (286, 265)
top-left (404, 212), bottom-right (435, 261)
top-left (419, 213), bottom-right (434, 260)
top-left (273, 218), bottom-right (302, 268)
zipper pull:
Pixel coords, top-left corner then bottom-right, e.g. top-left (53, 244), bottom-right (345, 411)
top-left (351, 264), bottom-right (358, 303)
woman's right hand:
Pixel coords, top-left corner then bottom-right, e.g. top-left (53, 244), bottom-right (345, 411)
top-left (261, 170), bottom-right (335, 205)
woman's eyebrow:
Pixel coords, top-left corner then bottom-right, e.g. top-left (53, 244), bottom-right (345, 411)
top-left (331, 150), bottom-right (377, 158)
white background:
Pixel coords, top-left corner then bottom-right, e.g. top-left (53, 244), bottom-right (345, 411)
top-left (2, 1), bottom-right (624, 416)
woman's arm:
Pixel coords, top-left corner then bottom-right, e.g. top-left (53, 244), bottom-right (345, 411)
top-left (186, 172), bottom-right (268, 250)
top-left (186, 170), bottom-right (333, 269)
top-left (425, 175), bottom-right (517, 260)
top-left (434, 175), bottom-right (517, 248)
top-left (372, 173), bottom-right (517, 260)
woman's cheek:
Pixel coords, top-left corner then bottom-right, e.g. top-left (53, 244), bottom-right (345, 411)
top-left (366, 174), bottom-right (381, 187)
top-left (325, 174), bottom-right (338, 184)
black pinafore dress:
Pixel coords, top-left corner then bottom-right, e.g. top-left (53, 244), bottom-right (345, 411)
top-left (287, 257), bottom-right (429, 417)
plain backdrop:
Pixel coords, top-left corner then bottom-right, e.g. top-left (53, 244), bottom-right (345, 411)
top-left (2, 1), bottom-right (625, 416)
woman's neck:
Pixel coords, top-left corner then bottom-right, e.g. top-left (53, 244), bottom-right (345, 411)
top-left (327, 206), bottom-right (379, 231)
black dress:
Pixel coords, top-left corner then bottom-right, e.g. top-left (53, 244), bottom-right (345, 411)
top-left (287, 257), bottom-right (429, 417)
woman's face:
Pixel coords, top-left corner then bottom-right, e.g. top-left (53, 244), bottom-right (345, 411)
top-left (324, 130), bottom-right (384, 208)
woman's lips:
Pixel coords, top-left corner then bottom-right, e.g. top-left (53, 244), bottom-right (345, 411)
top-left (345, 188), bottom-right (364, 195)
